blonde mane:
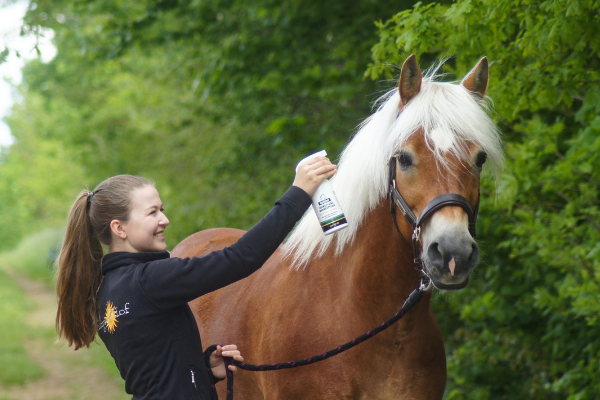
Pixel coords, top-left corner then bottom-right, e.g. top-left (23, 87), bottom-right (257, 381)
top-left (282, 76), bottom-right (503, 268)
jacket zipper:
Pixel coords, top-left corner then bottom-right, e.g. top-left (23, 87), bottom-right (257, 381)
top-left (191, 369), bottom-right (196, 389)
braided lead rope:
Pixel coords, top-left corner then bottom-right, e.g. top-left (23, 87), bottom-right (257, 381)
top-left (208, 284), bottom-right (428, 400)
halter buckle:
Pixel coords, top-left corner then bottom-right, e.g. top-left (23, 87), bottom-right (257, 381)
top-left (412, 226), bottom-right (421, 264)
top-left (412, 226), bottom-right (421, 242)
top-left (419, 278), bottom-right (433, 292)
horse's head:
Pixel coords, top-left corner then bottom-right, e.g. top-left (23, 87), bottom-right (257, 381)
top-left (390, 55), bottom-right (496, 290)
top-left (283, 55), bottom-right (501, 280)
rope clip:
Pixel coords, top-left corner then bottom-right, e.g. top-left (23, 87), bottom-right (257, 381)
top-left (419, 278), bottom-right (433, 292)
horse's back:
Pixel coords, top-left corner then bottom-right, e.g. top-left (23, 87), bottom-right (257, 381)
top-left (172, 227), bottom-right (245, 258)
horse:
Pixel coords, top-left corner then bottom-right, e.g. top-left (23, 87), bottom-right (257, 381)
top-left (172, 54), bottom-right (503, 399)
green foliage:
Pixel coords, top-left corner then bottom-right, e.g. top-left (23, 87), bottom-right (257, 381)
top-left (6, 0), bottom-right (423, 247)
top-left (0, 85), bottom-right (86, 251)
top-left (370, 0), bottom-right (600, 398)
top-left (0, 47), bottom-right (9, 64)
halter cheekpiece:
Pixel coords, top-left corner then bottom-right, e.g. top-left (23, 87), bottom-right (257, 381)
top-left (388, 156), bottom-right (480, 265)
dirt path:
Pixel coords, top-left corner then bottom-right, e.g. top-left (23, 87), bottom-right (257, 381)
top-left (0, 271), bottom-right (127, 400)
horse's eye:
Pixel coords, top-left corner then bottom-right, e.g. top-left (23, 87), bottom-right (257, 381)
top-left (397, 152), bottom-right (413, 169)
top-left (475, 151), bottom-right (487, 169)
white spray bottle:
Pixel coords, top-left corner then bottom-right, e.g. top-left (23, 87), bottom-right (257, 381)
top-left (296, 150), bottom-right (348, 235)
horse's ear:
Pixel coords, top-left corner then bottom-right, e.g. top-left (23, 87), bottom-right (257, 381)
top-left (462, 57), bottom-right (488, 98)
top-left (398, 54), bottom-right (422, 108)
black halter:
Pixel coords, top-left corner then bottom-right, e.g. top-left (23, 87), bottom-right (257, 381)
top-left (388, 157), bottom-right (480, 264)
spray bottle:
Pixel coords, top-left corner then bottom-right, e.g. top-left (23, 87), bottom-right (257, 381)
top-left (296, 150), bottom-right (348, 235)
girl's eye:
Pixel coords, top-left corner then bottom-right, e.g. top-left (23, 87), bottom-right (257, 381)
top-left (475, 151), bottom-right (488, 169)
top-left (397, 151), bottom-right (413, 169)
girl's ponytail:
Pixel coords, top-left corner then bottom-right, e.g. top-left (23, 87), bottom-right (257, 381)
top-left (56, 190), bottom-right (104, 350)
top-left (56, 175), bottom-right (153, 349)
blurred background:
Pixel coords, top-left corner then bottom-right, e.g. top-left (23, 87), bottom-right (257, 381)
top-left (0, 0), bottom-right (599, 399)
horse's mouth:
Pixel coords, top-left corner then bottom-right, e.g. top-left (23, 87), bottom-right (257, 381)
top-left (421, 259), bottom-right (471, 290)
top-left (430, 278), bottom-right (470, 290)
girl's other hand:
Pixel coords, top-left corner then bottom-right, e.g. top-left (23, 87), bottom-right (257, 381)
top-left (209, 344), bottom-right (244, 379)
top-left (293, 156), bottom-right (337, 197)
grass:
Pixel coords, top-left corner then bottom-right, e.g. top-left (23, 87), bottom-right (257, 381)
top-left (0, 269), bottom-right (44, 385)
top-left (0, 228), bottom-right (126, 394)
top-left (0, 228), bottom-right (64, 286)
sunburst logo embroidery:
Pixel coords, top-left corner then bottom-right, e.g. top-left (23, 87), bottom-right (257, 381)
top-left (104, 301), bottom-right (118, 333)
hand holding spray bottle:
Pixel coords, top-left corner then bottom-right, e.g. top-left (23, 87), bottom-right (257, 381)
top-left (296, 150), bottom-right (348, 235)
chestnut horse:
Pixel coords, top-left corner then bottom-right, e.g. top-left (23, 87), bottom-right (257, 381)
top-left (173, 55), bottom-right (503, 399)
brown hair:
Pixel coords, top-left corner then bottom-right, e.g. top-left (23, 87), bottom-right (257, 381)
top-left (56, 175), bottom-right (153, 349)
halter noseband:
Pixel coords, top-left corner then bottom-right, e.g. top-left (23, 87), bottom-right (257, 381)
top-left (388, 157), bottom-right (480, 265)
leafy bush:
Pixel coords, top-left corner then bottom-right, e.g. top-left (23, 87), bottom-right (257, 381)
top-left (369, 1), bottom-right (600, 398)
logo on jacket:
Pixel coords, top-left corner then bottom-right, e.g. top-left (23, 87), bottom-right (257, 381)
top-left (104, 301), bottom-right (118, 333)
top-left (99, 301), bottom-right (130, 334)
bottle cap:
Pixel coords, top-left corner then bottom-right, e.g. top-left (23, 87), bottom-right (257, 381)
top-left (296, 150), bottom-right (327, 173)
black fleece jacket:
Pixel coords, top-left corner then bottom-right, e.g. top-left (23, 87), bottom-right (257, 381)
top-left (97, 186), bottom-right (311, 399)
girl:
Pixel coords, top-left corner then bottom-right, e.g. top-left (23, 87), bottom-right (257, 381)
top-left (55, 156), bottom-right (336, 399)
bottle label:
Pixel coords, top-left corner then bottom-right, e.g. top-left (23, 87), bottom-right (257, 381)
top-left (312, 181), bottom-right (347, 234)
top-left (296, 150), bottom-right (348, 235)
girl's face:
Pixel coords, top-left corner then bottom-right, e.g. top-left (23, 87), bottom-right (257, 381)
top-left (116, 185), bottom-right (170, 253)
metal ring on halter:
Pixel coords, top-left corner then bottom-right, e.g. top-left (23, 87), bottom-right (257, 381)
top-left (419, 278), bottom-right (433, 292)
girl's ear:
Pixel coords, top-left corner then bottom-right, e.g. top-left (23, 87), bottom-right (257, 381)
top-left (110, 220), bottom-right (127, 240)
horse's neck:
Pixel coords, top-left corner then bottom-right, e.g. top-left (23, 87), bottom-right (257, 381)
top-left (335, 201), bottom-right (425, 320)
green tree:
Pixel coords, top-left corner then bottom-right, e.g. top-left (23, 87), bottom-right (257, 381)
top-left (369, 1), bottom-right (600, 398)
top-left (0, 79), bottom-right (85, 250)
top-left (10, 0), bottom-right (426, 247)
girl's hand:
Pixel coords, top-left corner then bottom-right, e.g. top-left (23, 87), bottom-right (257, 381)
top-left (209, 344), bottom-right (244, 379)
top-left (293, 156), bottom-right (337, 197)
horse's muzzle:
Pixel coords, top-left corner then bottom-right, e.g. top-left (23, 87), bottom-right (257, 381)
top-left (422, 229), bottom-right (479, 290)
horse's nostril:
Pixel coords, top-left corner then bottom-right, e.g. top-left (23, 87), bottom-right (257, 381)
top-left (468, 243), bottom-right (479, 266)
top-left (427, 236), bottom-right (479, 274)
top-left (427, 242), bottom-right (443, 265)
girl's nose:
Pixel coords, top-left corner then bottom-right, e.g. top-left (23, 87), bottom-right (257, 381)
top-left (160, 213), bottom-right (170, 226)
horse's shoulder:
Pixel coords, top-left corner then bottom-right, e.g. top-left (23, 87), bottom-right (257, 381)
top-left (171, 228), bottom-right (246, 258)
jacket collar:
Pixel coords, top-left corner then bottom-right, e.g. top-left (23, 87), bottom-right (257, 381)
top-left (102, 251), bottom-right (171, 275)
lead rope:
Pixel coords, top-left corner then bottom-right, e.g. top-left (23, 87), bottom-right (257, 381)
top-left (206, 280), bottom-right (430, 400)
